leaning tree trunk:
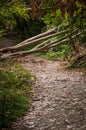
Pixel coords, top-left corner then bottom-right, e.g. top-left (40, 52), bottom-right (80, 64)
top-left (0, 26), bottom-right (86, 66)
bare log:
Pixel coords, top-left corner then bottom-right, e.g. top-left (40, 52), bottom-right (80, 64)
top-left (0, 28), bottom-right (74, 53)
top-left (16, 24), bottom-right (71, 46)
top-left (1, 29), bottom-right (85, 60)
top-left (0, 28), bottom-right (57, 52)
top-left (32, 28), bottom-right (79, 50)
top-left (16, 27), bottom-right (57, 46)
top-left (46, 30), bottom-right (86, 49)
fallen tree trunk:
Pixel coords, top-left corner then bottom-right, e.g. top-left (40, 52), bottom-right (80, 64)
top-left (0, 27), bottom-right (57, 52)
top-left (0, 28), bottom-right (77, 53)
top-left (0, 29), bottom-right (85, 60)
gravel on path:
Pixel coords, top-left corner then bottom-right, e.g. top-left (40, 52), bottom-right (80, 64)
top-left (10, 56), bottom-right (86, 130)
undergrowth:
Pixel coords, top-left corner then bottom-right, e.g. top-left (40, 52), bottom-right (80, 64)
top-left (35, 43), bottom-right (73, 61)
top-left (0, 59), bottom-right (33, 128)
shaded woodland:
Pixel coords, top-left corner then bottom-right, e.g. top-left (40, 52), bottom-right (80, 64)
top-left (0, 0), bottom-right (86, 67)
top-left (0, 0), bottom-right (86, 129)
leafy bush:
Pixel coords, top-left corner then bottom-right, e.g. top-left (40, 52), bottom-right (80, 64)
top-left (0, 0), bottom-right (29, 31)
top-left (54, 44), bottom-right (73, 60)
top-left (45, 51), bottom-right (58, 60)
top-left (35, 43), bottom-right (73, 61)
top-left (0, 60), bottom-right (33, 128)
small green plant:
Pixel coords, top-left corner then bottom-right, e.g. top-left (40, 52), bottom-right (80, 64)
top-left (45, 51), bottom-right (58, 60)
top-left (37, 43), bottom-right (72, 61)
top-left (0, 60), bottom-right (33, 128)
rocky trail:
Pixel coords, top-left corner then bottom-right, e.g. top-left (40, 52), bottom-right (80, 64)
top-left (10, 55), bottom-right (86, 130)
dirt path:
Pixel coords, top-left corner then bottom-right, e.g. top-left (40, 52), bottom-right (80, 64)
top-left (11, 56), bottom-right (86, 130)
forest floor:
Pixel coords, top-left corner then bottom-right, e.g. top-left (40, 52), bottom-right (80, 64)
top-left (10, 55), bottom-right (86, 130)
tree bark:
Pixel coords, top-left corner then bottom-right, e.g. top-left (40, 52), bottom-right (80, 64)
top-left (1, 29), bottom-right (85, 60)
top-left (0, 28), bottom-right (74, 53)
top-left (0, 26), bottom-right (85, 60)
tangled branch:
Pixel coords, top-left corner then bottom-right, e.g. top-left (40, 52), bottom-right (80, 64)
top-left (0, 27), bottom-right (85, 60)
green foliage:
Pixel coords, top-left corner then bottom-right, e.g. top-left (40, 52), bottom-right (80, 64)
top-left (41, 1), bottom-right (86, 63)
top-left (73, 1), bottom-right (86, 28)
top-left (0, 0), bottom-right (29, 35)
top-left (0, 29), bottom-right (6, 37)
top-left (0, 60), bottom-right (33, 128)
top-left (35, 43), bottom-right (72, 61)
top-left (42, 9), bottom-right (63, 29)
top-left (45, 51), bottom-right (59, 60)
top-left (45, 43), bottom-right (72, 60)
top-left (0, 1), bottom-right (45, 40)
